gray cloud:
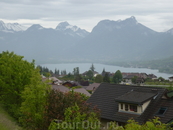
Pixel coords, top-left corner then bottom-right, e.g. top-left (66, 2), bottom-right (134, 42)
top-left (0, 0), bottom-right (173, 32)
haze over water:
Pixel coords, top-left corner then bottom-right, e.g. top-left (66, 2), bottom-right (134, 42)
top-left (40, 63), bottom-right (172, 79)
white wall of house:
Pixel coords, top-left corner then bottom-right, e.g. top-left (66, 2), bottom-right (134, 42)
top-left (169, 77), bottom-right (173, 82)
top-left (118, 100), bottom-right (151, 114)
top-left (141, 100), bottom-right (151, 112)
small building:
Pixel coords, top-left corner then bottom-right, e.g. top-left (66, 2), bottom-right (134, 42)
top-left (82, 71), bottom-right (99, 77)
top-left (169, 76), bottom-right (173, 82)
top-left (147, 74), bottom-right (157, 80)
top-left (62, 81), bottom-right (79, 87)
top-left (49, 77), bottom-right (63, 85)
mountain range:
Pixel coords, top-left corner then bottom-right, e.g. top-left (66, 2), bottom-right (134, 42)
top-left (0, 16), bottom-right (173, 64)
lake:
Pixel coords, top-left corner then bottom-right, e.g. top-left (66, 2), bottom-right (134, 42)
top-left (40, 63), bottom-right (173, 79)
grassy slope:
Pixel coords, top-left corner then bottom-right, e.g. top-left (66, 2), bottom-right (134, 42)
top-left (0, 104), bottom-right (22, 130)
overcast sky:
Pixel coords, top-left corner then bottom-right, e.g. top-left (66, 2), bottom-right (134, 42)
top-left (1, 0), bottom-right (173, 32)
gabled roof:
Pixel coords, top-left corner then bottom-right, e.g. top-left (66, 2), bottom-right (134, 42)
top-left (87, 83), bottom-right (167, 124)
top-left (115, 91), bottom-right (156, 105)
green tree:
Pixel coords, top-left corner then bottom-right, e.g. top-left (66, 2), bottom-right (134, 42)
top-left (95, 74), bottom-right (103, 83)
top-left (101, 68), bottom-right (106, 76)
top-left (54, 68), bottom-right (59, 75)
top-left (112, 70), bottom-right (122, 84)
top-left (124, 117), bottom-right (168, 130)
top-left (86, 70), bottom-right (94, 80)
top-left (73, 67), bottom-right (82, 82)
top-left (73, 67), bottom-right (80, 76)
top-left (0, 51), bottom-right (38, 119)
top-left (90, 63), bottom-right (95, 72)
top-left (45, 72), bottom-right (51, 78)
top-left (131, 76), bottom-right (138, 84)
top-left (107, 117), bottom-right (169, 130)
top-left (61, 70), bottom-right (67, 75)
top-left (75, 74), bottom-right (83, 82)
top-left (158, 77), bottom-right (165, 82)
top-left (19, 69), bottom-right (50, 129)
top-left (103, 73), bottom-right (110, 83)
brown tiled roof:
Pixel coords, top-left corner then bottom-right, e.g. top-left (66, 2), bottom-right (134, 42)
top-left (115, 91), bottom-right (156, 105)
top-left (87, 83), bottom-right (167, 124)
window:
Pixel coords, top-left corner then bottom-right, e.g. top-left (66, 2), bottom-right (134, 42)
top-left (130, 105), bottom-right (137, 112)
top-left (156, 107), bottom-right (167, 115)
top-left (125, 104), bottom-right (128, 111)
top-left (121, 103), bottom-right (123, 109)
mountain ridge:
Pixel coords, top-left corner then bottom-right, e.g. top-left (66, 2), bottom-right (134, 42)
top-left (1, 17), bottom-right (173, 33)
top-left (0, 20), bottom-right (27, 32)
top-left (0, 16), bottom-right (173, 64)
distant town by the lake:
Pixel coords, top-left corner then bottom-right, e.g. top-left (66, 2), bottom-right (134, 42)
top-left (40, 63), bottom-right (173, 79)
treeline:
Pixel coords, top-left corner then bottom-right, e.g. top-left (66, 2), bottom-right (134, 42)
top-left (37, 65), bottom-right (67, 76)
top-left (37, 64), bottom-right (123, 84)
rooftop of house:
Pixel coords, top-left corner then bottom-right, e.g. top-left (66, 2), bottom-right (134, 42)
top-left (154, 97), bottom-right (173, 124)
top-left (87, 83), bottom-right (171, 124)
top-left (52, 84), bottom-right (70, 92)
top-left (85, 83), bottom-right (100, 91)
top-left (73, 88), bottom-right (91, 97)
top-left (115, 91), bottom-right (157, 105)
top-left (169, 76), bottom-right (173, 79)
top-left (52, 84), bottom-right (91, 97)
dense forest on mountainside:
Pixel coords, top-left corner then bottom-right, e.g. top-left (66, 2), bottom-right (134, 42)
top-left (106, 56), bottom-right (173, 74)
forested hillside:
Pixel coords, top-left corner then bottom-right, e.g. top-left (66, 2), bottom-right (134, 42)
top-left (108, 56), bottom-right (173, 74)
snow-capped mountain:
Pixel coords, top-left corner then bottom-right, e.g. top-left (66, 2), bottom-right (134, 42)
top-left (0, 21), bottom-right (7, 31)
top-left (56, 21), bottom-right (89, 38)
top-left (6, 23), bottom-right (27, 31)
top-left (0, 20), bottom-right (27, 32)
